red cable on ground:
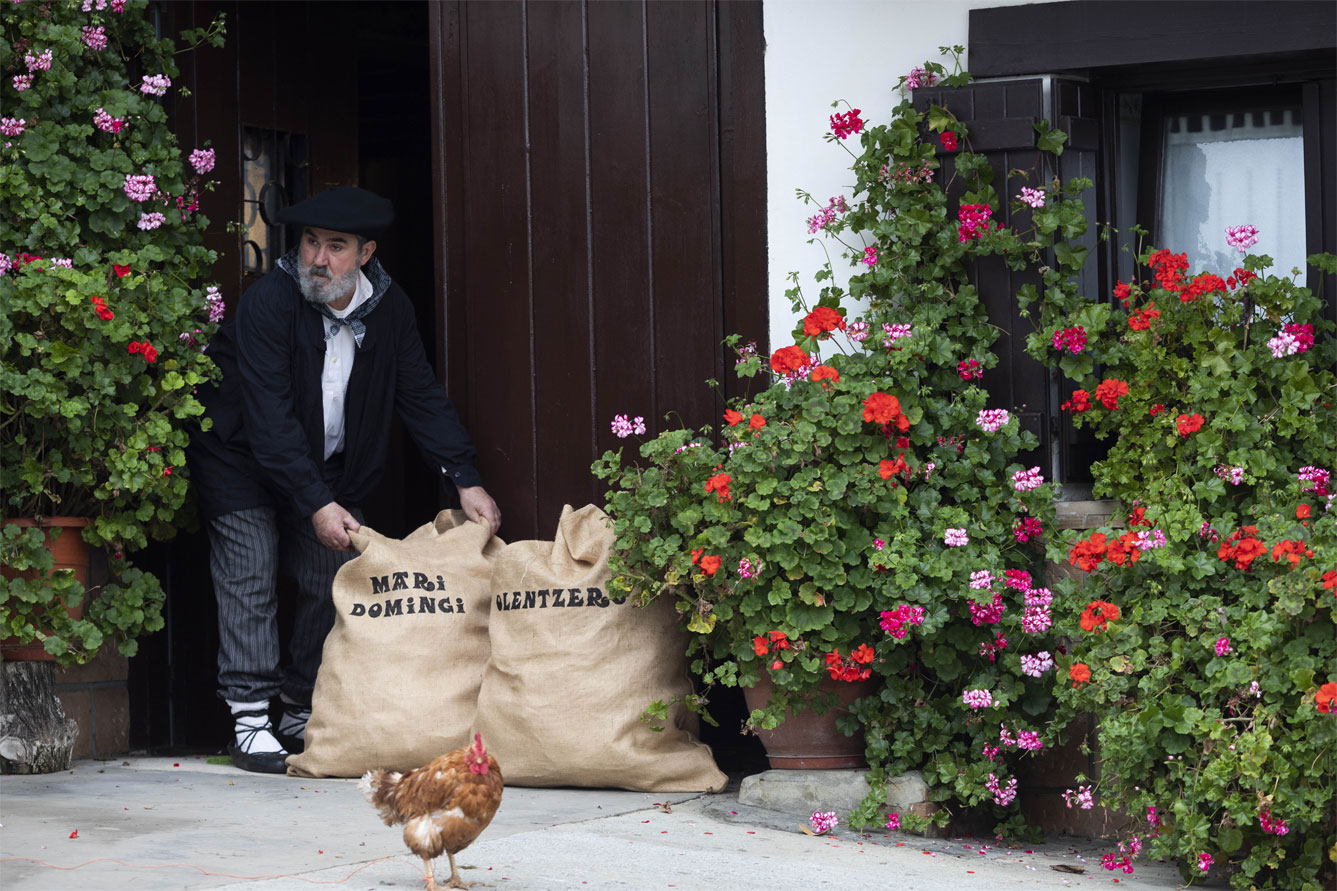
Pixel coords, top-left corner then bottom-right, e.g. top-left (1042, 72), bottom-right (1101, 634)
top-left (0, 854), bottom-right (409, 884)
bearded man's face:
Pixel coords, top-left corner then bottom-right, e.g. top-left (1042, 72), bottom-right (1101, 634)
top-left (297, 227), bottom-right (365, 306)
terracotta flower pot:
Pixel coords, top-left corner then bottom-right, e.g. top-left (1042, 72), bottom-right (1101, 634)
top-left (742, 672), bottom-right (877, 769)
top-left (1, 517), bottom-right (91, 661)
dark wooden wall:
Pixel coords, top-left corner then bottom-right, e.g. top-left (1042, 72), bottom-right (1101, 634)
top-left (166, 1), bottom-right (360, 305)
top-left (912, 80), bottom-right (1060, 479)
top-left (429, 0), bottom-right (768, 542)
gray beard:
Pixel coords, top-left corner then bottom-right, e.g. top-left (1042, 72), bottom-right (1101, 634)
top-left (298, 261), bottom-right (359, 306)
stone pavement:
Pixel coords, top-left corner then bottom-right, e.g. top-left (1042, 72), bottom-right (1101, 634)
top-left (0, 756), bottom-right (1192, 890)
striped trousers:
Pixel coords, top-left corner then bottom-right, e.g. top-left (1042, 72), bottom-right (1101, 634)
top-left (206, 506), bottom-right (362, 705)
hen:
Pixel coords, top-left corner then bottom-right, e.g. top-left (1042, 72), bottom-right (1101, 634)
top-left (359, 733), bottom-right (504, 891)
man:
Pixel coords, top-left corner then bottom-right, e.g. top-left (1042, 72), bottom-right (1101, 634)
top-left (188, 186), bottom-right (500, 773)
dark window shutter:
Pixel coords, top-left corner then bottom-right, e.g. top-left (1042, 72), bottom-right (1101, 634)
top-left (913, 78), bottom-right (1104, 487)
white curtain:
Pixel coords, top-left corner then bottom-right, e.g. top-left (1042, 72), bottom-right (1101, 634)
top-left (1159, 109), bottom-right (1305, 278)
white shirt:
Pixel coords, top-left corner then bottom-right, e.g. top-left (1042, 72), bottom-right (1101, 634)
top-left (320, 270), bottom-right (373, 460)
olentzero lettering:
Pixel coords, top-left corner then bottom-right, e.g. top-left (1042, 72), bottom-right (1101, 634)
top-left (494, 588), bottom-right (612, 611)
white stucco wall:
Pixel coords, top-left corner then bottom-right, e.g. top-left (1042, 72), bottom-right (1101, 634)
top-left (761, 0), bottom-right (1034, 352)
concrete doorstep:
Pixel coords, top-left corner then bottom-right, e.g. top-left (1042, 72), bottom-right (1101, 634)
top-left (0, 757), bottom-right (1193, 890)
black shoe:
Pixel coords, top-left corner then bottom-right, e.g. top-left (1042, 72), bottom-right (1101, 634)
top-left (228, 707), bottom-right (290, 774)
top-left (276, 702), bottom-right (310, 755)
top-left (227, 740), bottom-right (290, 774)
top-left (274, 727), bottom-right (305, 755)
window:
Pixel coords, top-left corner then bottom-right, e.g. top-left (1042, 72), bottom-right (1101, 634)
top-left (957, 0), bottom-right (1336, 486)
top-left (240, 127), bottom-right (308, 289)
top-left (1115, 89), bottom-right (1308, 282)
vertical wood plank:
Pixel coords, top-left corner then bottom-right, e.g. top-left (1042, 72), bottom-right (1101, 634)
top-left (718, 0), bottom-right (770, 399)
top-left (429, 1), bottom-right (466, 391)
top-left (526, 0), bottom-right (599, 531)
top-left (916, 80), bottom-right (1051, 473)
top-left (1303, 78), bottom-right (1337, 322)
top-left (646, 0), bottom-right (721, 432)
top-left (587, 0), bottom-right (654, 455)
top-left (458, 0), bottom-right (537, 538)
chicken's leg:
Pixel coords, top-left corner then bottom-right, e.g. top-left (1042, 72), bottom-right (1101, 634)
top-left (420, 855), bottom-right (439, 891)
top-left (444, 850), bottom-right (471, 890)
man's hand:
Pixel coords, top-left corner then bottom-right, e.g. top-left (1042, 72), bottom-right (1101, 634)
top-left (458, 485), bottom-right (501, 535)
top-left (312, 501), bottom-right (361, 552)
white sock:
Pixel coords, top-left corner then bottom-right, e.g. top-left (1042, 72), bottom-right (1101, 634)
top-left (226, 699), bottom-right (285, 755)
top-left (278, 693), bottom-right (311, 741)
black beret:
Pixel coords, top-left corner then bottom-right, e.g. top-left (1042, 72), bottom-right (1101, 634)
top-left (276, 186), bottom-right (394, 239)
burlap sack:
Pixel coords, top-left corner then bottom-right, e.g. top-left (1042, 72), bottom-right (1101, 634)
top-left (287, 510), bottom-right (502, 777)
top-left (474, 504), bottom-right (727, 792)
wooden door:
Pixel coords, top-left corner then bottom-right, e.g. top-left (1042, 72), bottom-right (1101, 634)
top-left (428, 0), bottom-right (768, 540)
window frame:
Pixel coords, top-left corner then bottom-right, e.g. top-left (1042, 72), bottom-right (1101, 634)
top-left (950, 1), bottom-right (1336, 487)
top-left (970, 0), bottom-right (1336, 312)
top-left (1131, 85), bottom-right (1306, 279)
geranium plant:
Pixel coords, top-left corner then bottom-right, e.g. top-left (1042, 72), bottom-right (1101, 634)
top-left (1, 0), bottom-right (227, 664)
top-left (594, 52), bottom-right (1091, 834)
top-left (1026, 241), bottom-right (1337, 887)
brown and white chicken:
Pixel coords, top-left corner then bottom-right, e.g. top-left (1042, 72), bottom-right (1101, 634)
top-left (359, 734), bottom-right (504, 891)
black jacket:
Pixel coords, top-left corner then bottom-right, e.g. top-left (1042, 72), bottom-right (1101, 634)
top-left (187, 252), bottom-right (482, 520)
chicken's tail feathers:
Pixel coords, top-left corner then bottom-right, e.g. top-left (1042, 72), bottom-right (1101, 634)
top-left (359, 768), bottom-right (404, 825)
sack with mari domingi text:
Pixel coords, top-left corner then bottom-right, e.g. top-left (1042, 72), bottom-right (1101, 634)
top-left (287, 509), bottom-right (502, 777)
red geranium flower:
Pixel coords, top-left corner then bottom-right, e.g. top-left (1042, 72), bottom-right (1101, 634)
top-left (850, 643), bottom-right (876, 664)
top-left (1322, 570), bottom-right (1337, 591)
top-left (1060, 389), bottom-right (1091, 413)
top-left (1227, 268), bottom-right (1258, 290)
top-left (862, 392), bottom-right (901, 424)
top-left (1069, 532), bottom-right (1108, 573)
top-left (1094, 378), bottom-right (1129, 410)
top-left (1271, 539), bottom-right (1313, 567)
top-left (699, 554), bottom-right (721, 576)
top-left (112, 263), bottom-right (132, 277)
top-left (1148, 249), bottom-right (1189, 292)
top-left (939, 131), bottom-right (958, 151)
top-left (1069, 663), bottom-right (1091, 686)
top-left (1079, 600), bottom-right (1120, 633)
top-left (879, 455), bottom-right (907, 481)
top-left (824, 648), bottom-right (872, 682)
top-left (723, 409), bottom-right (743, 426)
top-left (1176, 413), bottom-right (1204, 436)
top-left (1317, 682), bottom-right (1337, 714)
top-left (810, 365), bottom-right (840, 386)
top-left (90, 295), bottom-right (114, 321)
top-left (803, 306), bottom-right (846, 338)
top-left (748, 413), bottom-right (766, 431)
top-left (770, 344), bottom-right (810, 374)
top-left (1218, 526), bottom-right (1266, 570)
top-left (1177, 272), bottom-right (1228, 303)
top-left (1105, 531), bottom-right (1142, 566)
top-left (1128, 303), bottom-right (1160, 331)
top-left (704, 472), bottom-right (732, 503)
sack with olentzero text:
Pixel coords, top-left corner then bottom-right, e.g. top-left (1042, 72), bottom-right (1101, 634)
top-left (287, 510), bottom-right (502, 777)
top-left (473, 504), bottom-right (727, 792)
